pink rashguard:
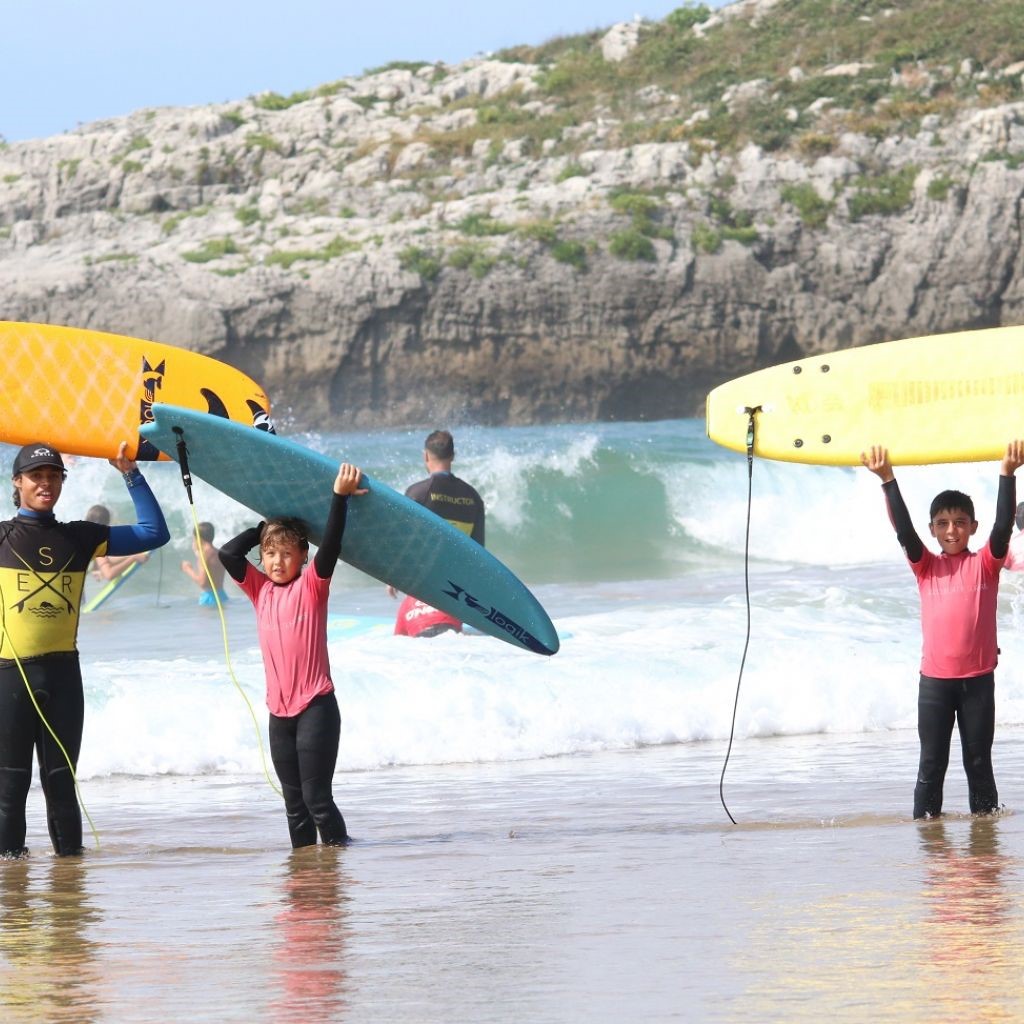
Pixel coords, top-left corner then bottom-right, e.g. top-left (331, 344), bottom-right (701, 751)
top-left (910, 543), bottom-right (1004, 678)
top-left (236, 562), bottom-right (334, 716)
top-left (1004, 530), bottom-right (1024, 571)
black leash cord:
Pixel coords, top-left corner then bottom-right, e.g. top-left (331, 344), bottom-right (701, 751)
top-left (719, 406), bottom-right (761, 825)
top-left (173, 426), bottom-right (194, 505)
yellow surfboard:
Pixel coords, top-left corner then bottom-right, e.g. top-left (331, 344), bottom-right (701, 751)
top-left (0, 322), bottom-right (272, 461)
top-left (706, 325), bottom-right (1024, 466)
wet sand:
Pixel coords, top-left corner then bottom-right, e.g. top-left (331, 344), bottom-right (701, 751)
top-left (3, 729), bottom-right (1024, 1023)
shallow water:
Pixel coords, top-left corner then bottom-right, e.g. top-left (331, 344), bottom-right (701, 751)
top-left (4, 419), bottom-right (1024, 1022)
top-left (5, 729), bottom-right (1024, 1023)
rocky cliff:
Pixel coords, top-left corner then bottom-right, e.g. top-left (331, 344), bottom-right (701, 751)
top-left (2, 0), bottom-right (1024, 427)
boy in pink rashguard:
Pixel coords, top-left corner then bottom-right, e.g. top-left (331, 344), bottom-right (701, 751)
top-left (219, 463), bottom-right (366, 847)
top-left (862, 442), bottom-right (1024, 818)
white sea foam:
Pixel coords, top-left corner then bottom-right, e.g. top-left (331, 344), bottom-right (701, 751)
top-left (70, 572), bottom-right (1024, 780)
top-left (9, 422), bottom-right (1024, 781)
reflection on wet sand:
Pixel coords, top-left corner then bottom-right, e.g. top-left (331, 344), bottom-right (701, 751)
top-left (725, 816), bottom-right (1024, 1023)
top-left (269, 846), bottom-right (352, 1023)
top-left (0, 858), bottom-right (102, 1023)
top-left (918, 816), bottom-right (1014, 1014)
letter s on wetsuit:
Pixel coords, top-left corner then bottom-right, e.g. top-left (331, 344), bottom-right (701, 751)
top-left (0, 469), bottom-right (169, 856)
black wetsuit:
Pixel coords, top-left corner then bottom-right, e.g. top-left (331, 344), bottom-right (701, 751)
top-left (0, 473), bottom-right (168, 857)
top-left (268, 692), bottom-right (346, 847)
top-left (916, 672), bottom-right (998, 818)
top-left (405, 473), bottom-right (485, 545)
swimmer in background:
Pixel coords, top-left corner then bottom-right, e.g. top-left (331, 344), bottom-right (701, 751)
top-left (85, 505), bottom-right (149, 580)
top-left (181, 521), bottom-right (228, 606)
top-left (393, 595), bottom-right (462, 638)
top-left (1001, 502), bottom-right (1024, 572)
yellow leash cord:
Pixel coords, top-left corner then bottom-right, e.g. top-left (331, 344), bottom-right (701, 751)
top-left (187, 503), bottom-right (282, 799)
top-left (170, 426), bottom-right (280, 797)
top-left (0, 618), bottom-right (100, 851)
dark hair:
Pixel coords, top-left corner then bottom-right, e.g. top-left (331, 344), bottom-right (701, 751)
top-left (930, 489), bottom-right (975, 522)
top-left (11, 442), bottom-right (67, 508)
top-left (260, 516), bottom-right (309, 553)
top-left (424, 429), bottom-right (454, 461)
top-left (85, 504), bottom-right (111, 525)
top-left (197, 521), bottom-right (215, 543)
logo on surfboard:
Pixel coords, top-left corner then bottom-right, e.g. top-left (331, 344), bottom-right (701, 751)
top-left (441, 580), bottom-right (552, 655)
top-left (135, 356), bottom-right (276, 460)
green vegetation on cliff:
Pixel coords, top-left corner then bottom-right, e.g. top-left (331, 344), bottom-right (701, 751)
top-left (3, 0), bottom-right (1024, 426)
top-left (498, 0), bottom-right (1024, 155)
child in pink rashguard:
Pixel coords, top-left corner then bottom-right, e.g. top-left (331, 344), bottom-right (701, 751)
top-left (861, 442), bottom-right (1024, 818)
top-left (219, 463), bottom-right (366, 847)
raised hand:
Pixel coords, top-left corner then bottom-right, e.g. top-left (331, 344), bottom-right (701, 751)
top-left (334, 463), bottom-right (368, 496)
top-left (860, 445), bottom-right (894, 483)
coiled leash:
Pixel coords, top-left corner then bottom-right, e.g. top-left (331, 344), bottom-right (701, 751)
top-left (719, 406), bottom-right (761, 825)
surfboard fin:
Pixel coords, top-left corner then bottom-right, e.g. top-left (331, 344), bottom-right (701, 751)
top-left (199, 388), bottom-right (230, 419)
top-left (247, 399), bottom-right (276, 434)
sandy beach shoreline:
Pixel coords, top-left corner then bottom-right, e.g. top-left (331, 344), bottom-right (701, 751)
top-left (4, 729), bottom-right (1024, 1023)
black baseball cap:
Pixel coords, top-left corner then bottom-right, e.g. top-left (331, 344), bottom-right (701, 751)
top-left (12, 443), bottom-right (65, 476)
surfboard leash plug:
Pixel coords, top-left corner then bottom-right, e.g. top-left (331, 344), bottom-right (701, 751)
top-left (172, 426), bottom-right (194, 504)
top-left (743, 406), bottom-right (762, 467)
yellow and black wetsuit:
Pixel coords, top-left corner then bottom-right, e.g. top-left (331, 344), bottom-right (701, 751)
top-left (0, 512), bottom-right (108, 857)
top-left (0, 467), bottom-right (168, 857)
top-left (405, 472), bottom-right (485, 545)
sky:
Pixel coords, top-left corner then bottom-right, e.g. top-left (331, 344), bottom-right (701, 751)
top-left (2, 0), bottom-right (730, 144)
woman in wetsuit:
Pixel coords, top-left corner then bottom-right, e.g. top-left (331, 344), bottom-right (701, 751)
top-left (0, 442), bottom-right (170, 857)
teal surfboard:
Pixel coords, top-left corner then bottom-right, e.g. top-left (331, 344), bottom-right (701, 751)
top-left (83, 559), bottom-right (142, 613)
top-left (140, 404), bottom-right (558, 655)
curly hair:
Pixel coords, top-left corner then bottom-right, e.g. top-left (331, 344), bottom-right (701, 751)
top-left (260, 516), bottom-right (310, 553)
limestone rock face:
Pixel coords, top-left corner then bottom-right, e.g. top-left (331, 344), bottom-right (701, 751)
top-left (601, 22), bottom-right (642, 63)
top-left (2, 40), bottom-right (1024, 429)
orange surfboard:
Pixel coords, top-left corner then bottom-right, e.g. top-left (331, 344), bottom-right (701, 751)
top-left (0, 322), bottom-right (272, 460)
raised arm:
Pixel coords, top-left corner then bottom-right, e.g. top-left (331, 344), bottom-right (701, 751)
top-left (105, 441), bottom-right (171, 556)
top-left (991, 440), bottom-right (1024, 559)
top-left (219, 525), bottom-right (263, 583)
top-left (313, 463), bottom-right (367, 578)
top-left (860, 445), bottom-right (923, 563)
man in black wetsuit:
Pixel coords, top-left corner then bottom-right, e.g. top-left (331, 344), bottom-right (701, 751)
top-left (389, 430), bottom-right (486, 631)
top-left (404, 430), bottom-right (485, 545)
top-left (0, 442), bottom-right (170, 857)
